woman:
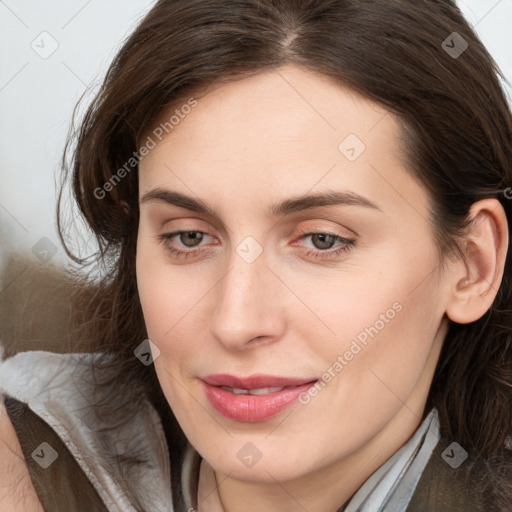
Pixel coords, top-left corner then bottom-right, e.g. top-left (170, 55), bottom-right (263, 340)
top-left (1, 0), bottom-right (512, 510)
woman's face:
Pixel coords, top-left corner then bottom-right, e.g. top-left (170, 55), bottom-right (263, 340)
top-left (136, 64), bottom-right (452, 485)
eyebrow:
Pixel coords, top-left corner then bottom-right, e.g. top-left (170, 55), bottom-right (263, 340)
top-left (139, 188), bottom-right (382, 217)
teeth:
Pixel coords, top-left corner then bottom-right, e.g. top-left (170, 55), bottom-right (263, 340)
top-left (249, 386), bottom-right (284, 395)
top-left (220, 386), bottom-right (286, 395)
top-left (227, 387), bottom-right (250, 395)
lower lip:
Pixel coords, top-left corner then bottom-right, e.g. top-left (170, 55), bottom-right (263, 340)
top-left (202, 381), bottom-right (317, 423)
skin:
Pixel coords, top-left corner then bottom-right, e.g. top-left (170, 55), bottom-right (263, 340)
top-left (135, 64), bottom-right (508, 512)
top-left (0, 400), bottom-right (45, 512)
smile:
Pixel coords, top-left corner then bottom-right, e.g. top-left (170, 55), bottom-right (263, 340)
top-left (201, 375), bottom-right (318, 422)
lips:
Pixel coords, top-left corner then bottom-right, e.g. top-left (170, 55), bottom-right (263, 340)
top-left (202, 374), bottom-right (316, 389)
top-left (220, 385), bottom-right (286, 395)
top-left (201, 374), bottom-right (318, 423)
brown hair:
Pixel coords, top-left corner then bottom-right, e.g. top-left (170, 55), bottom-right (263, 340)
top-left (57, 0), bottom-right (512, 508)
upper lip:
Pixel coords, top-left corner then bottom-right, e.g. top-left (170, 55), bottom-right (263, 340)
top-left (202, 374), bottom-right (317, 389)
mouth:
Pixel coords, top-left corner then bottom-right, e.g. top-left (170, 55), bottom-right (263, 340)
top-left (201, 374), bottom-right (318, 423)
top-left (218, 385), bottom-right (292, 395)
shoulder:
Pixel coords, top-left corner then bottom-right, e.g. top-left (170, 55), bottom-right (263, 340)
top-left (0, 345), bottom-right (174, 511)
top-left (408, 435), bottom-right (512, 511)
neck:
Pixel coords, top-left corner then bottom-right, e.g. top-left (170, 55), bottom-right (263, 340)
top-left (212, 404), bottom-right (426, 512)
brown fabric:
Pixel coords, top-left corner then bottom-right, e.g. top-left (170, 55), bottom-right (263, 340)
top-left (406, 436), bottom-right (512, 511)
top-left (3, 395), bottom-right (109, 512)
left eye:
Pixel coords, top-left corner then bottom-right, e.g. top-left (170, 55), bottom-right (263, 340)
top-left (295, 231), bottom-right (355, 260)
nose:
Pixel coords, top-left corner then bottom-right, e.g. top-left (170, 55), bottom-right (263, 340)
top-left (209, 244), bottom-right (286, 351)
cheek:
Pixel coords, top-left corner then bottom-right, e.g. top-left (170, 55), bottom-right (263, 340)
top-left (135, 235), bottom-right (207, 373)
top-left (295, 248), bottom-right (432, 355)
top-left (136, 264), bottom-right (181, 344)
top-left (305, 244), bottom-right (441, 394)
top-left (136, 234), bottom-right (177, 342)
top-left (324, 267), bottom-right (441, 420)
top-left (136, 251), bottom-right (194, 411)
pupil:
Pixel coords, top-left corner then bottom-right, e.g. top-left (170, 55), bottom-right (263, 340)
top-left (183, 231), bottom-right (202, 247)
top-left (314, 234), bottom-right (333, 249)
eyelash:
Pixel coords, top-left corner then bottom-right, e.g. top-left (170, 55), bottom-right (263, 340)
top-left (157, 229), bottom-right (355, 261)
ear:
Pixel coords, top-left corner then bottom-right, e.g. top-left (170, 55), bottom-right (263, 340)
top-left (445, 198), bottom-right (509, 324)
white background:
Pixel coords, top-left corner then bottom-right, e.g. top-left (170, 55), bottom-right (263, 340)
top-left (0, 0), bottom-right (511, 279)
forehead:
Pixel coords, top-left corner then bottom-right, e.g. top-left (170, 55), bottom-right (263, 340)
top-left (138, 64), bottom-right (429, 221)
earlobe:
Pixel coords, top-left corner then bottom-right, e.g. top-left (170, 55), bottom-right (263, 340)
top-left (446, 198), bottom-right (509, 325)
